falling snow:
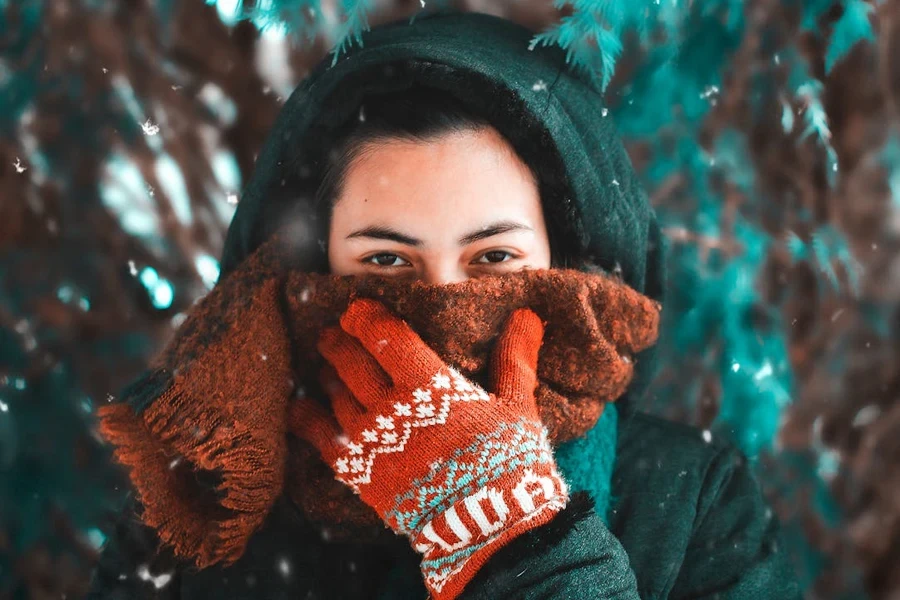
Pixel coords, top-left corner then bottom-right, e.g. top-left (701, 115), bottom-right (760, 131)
top-left (141, 118), bottom-right (160, 136)
top-left (852, 405), bottom-right (881, 428)
top-left (5, 5), bottom-right (897, 599)
top-left (277, 556), bottom-right (291, 577)
top-left (136, 565), bottom-right (172, 589)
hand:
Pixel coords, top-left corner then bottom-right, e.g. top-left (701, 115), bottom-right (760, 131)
top-left (289, 299), bottom-right (570, 599)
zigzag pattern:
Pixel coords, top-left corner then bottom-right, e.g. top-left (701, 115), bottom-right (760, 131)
top-left (329, 364), bottom-right (568, 598)
top-left (387, 418), bottom-right (556, 534)
top-left (332, 366), bottom-right (491, 494)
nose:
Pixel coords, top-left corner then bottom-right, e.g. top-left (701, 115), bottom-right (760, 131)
top-left (420, 263), bottom-right (468, 285)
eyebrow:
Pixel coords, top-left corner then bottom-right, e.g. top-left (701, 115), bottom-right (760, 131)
top-left (345, 220), bottom-right (534, 246)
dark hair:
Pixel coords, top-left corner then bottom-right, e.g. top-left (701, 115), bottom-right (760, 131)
top-left (312, 85), bottom-right (573, 268)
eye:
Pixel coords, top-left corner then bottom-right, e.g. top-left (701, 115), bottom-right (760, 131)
top-left (475, 250), bottom-right (515, 264)
top-left (363, 253), bottom-right (411, 268)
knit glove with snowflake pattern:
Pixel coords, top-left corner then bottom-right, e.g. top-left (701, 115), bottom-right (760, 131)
top-left (289, 298), bottom-right (570, 600)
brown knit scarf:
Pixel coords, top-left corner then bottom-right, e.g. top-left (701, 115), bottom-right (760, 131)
top-left (97, 233), bottom-right (661, 569)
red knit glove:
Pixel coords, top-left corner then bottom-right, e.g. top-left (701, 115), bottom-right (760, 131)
top-left (289, 299), bottom-right (570, 600)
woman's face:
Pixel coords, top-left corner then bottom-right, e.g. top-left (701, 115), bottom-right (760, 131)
top-left (327, 127), bottom-right (552, 284)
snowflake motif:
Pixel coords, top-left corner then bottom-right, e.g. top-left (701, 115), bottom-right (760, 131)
top-left (347, 441), bottom-right (363, 455)
top-left (350, 457), bottom-right (365, 473)
top-left (394, 402), bottom-right (412, 416)
top-left (361, 429), bottom-right (379, 443)
top-left (381, 431), bottom-right (398, 445)
top-left (432, 372), bottom-right (451, 389)
top-left (416, 404), bottom-right (436, 418)
top-left (375, 415), bottom-right (394, 430)
top-left (452, 375), bottom-right (474, 393)
top-left (335, 458), bottom-right (350, 473)
top-left (413, 388), bottom-right (432, 404)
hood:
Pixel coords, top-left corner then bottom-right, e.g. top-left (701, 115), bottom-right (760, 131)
top-left (218, 8), bottom-right (666, 418)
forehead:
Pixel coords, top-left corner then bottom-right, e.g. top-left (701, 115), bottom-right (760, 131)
top-left (333, 128), bottom-right (542, 229)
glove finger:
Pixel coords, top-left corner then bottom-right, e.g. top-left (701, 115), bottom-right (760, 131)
top-left (318, 363), bottom-right (369, 435)
top-left (490, 308), bottom-right (545, 407)
top-left (287, 396), bottom-right (347, 462)
top-left (318, 326), bottom-right (392, 407)
top-left (339, 298), bottom-right (445, 389)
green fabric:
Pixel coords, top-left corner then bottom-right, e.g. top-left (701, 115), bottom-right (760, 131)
top-left (86, 410), bottom-right (803, 599)
top-left (453, 412), bottom-right (803, 599)
top-left (554, 401), bottom-right (618, 527)
top-left (370, 412), bottom-right (802, 600)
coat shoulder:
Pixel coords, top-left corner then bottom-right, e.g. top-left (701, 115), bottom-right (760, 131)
top-left (618, 410), bottom-right (734, 454)
top-left (610, 409), bottom-right (736, 542)
top-left (610, 410), bottom-right (800, 599)
top-left (613, 410), bottom-right (740, 495)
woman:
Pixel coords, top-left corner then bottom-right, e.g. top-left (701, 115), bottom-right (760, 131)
top-left (87, 9), bottom-right (801, 599)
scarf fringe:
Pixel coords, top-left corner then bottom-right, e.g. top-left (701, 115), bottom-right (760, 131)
top-left (97, 277), bottom-right (293, 569)
top-left (97, 384), bottom-right (285, 568)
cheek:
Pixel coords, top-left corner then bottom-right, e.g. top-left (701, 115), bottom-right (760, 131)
top-left (325, 242), bottom-right (342, 274)
top-left (326, 204), bottom-right (359, 274)
top-left (538, 239), bottom-right (553, 268)
top-left (530, 233), bottom-right (553, 269)
top-left (326, 223), bottom-right (351, 275)
top-left (327, 240), bottom-right (364, 276)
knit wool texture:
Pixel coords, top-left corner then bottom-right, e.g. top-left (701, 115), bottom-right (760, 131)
top-left (293, 302), bottom-right (571, 599)
top-left (97, 233), bottom-right (660, 569)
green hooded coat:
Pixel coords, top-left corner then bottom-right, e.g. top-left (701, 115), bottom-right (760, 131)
top-left (87, 9), bottom-right (802, 600)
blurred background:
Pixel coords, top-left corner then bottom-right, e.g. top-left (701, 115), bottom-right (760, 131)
top-left (1, 0), bottom-right (898, 598)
